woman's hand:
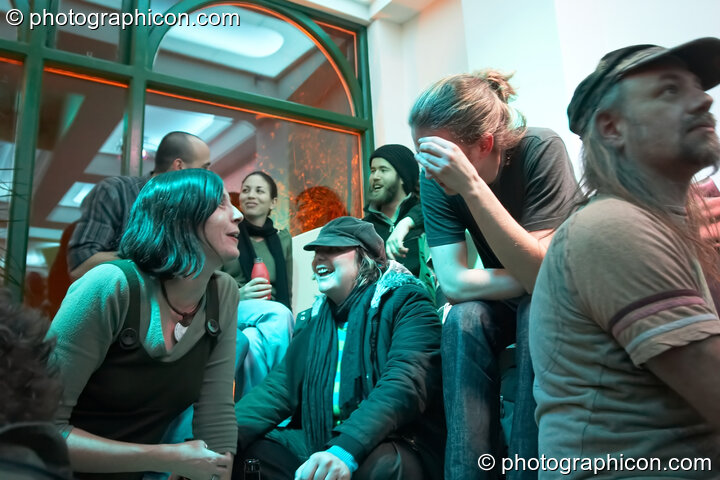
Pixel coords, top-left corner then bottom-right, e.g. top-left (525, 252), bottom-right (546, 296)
top-left (386, 216), bottom-right (414, 260)
top-left (239, 277), bottom-right (272, 301)
top-left (295, 452), bottom-right (350, 480)
top-left (415, 136), bottom-right (483, 196)
top-left (167, 440), bottom-right (231, 480)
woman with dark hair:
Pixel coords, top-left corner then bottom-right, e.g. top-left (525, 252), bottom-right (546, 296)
top-left (224, 171), bottom-right (294, 397)
top-left (228, 171), bottom-right (292, 307)
top-left (233, 217), bottom-right (445, 480)
top-left (48, 169), bottom-right (242, 480)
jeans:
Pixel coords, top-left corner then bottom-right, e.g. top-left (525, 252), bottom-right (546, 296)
top-left (442, 297), bottom-right (538, 480)
top-left (235, 299), bottom-right (295, 399)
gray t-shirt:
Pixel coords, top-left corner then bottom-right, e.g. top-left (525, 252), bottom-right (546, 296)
top-left (530, 196), bottom-right (720, 478)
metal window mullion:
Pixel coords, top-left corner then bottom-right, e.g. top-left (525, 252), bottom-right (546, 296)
top-left (356, 26), bottom-right (373, 212)
top-left (3, 16), bottom-right (47, 300)
top-left (123, 0), bottom-right (150, 177)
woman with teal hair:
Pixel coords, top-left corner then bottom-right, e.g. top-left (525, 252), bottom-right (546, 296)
top-left (48, 169), bottom-right (242, 480)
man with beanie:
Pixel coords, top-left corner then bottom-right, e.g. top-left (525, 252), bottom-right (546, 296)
top-left (363, 144), bottom-right (425, 277)
top-left (531, 38), bottom-right (720, 478)
top-left (233, 217), bottom-right (445, 480)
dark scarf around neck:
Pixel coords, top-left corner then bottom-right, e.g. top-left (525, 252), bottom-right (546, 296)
top-left (237, 217), bottom-right (290, 309)
top-left (302, 283), bottom-right (376, 452)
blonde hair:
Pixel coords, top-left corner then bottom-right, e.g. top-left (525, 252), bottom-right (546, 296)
top-left (409, 69), bottom-right (526, 151)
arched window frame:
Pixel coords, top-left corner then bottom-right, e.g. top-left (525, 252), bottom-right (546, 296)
top-left (0, 0), bottom-right (374, 300)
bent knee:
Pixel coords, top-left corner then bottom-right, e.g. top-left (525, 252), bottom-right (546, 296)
top-left (444, 301), bottom-right (495, 333)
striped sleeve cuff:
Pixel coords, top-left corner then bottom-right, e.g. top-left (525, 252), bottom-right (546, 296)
top-left (608, 289), bottom-right (720, 365)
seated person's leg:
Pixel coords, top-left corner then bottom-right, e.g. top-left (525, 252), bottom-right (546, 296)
top-left (353, 440), bottom-right (439, 480)
top-left (236, 299), bottom-right (295, 397)
top-left (442, 300), bottom-right (516, 480)
top-left (234, 332), bottom-right (250, 401)
top-left (508, 297), bottom-right (538, 480)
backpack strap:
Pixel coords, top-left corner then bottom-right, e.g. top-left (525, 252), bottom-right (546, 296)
top-left (107, 259), bottom-right (142, 350)
top-left (107, 261), bottom-right (221, 349)
top-left (204, 274), bottom-right (221, 343)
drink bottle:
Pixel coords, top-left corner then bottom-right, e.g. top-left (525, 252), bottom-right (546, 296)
top-left (244, 458), bottom-right (261, 479)
top-left (250, 257), bottom-right (271, 300)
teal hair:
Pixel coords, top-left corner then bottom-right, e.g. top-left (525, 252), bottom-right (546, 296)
top-left (119, 169), bottom-right (224, 279)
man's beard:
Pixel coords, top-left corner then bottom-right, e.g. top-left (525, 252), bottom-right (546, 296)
top-left (684, 114), bottom-right (720, 170)
top-left (368, 180), bottom-right (401, 206)
top-left (684, 134), bottom-right (720, 171)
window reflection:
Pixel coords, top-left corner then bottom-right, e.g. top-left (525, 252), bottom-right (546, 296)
top-left (0, 58), bottom-right (21, 287)
top-left (153, 4), bottom-right (353, 116)
top-left (316, 21), bottom-right (357, 77)
top-left (0, 2), bottom-right (19, 41)
top-left (30, 70), bottom-right (126, 314)
top-left (56, 0), bottom-right (123, 61)
top-left (145, 90), bottom-right (362, 235)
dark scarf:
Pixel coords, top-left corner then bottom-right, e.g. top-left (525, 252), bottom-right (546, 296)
top-left (237, 218), bottom-right (290, 309)
top-left (302, 283), bottom-right (376, 452)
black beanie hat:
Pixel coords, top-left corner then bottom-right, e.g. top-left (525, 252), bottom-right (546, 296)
top-left (369, 144), bottom-right (419, 195)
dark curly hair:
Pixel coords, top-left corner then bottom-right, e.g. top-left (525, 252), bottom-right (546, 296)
top-left (0, 289), bottom-right (62, 425)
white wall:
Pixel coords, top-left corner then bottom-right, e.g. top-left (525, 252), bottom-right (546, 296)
top-left (460, 0), bottom-right (568, 156)
top-left (366, 0), bottom-right (720, 177)
top-left (368, 0), bottom-right (467, 148)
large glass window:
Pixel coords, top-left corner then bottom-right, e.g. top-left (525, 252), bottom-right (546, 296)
top-left (0, 58), bottom-right (21, 286)
top-left (28, 70), bottom-right (127, 313)
top-left (316, 21), bottom-right (357, 77)
top-left (56, 0), bottom-right (123, 61)
top-left (0, 1), bottom-right (20, 41)
top-left (0, 0), bottom-right (369, 304)
top-left (145, 90), bottom-right (362, 235)
top-left (154, 4), bottom-right (354, 115)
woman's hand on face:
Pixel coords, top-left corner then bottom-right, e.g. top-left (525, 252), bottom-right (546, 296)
top-left (415, 136), bottom-right (482, 196)
top-left (167, 440), bottom-right (231, 480)
top-left (238, 277), bottom-right (272, 301)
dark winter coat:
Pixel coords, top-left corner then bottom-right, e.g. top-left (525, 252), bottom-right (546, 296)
top-left (234, 261), bottom-right (444, 465)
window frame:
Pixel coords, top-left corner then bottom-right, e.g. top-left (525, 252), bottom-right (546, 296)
top-left (0, 0), bottom-right (374, 300)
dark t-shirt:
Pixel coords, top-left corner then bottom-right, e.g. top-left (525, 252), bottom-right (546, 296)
top-left (421, 127), bottom-right (579, 268)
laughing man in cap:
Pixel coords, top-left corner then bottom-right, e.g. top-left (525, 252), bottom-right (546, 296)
top-left (233, 217), bottom-right (444, 480)
top-left (362, 144), bottom-right (425, 277)
top-left (530, 38), bottom-right (720, 476)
